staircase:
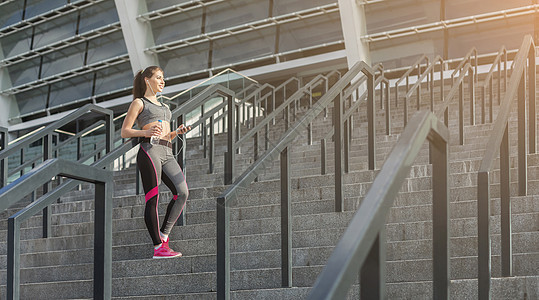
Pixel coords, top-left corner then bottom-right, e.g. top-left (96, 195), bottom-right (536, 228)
top-left (0, 51), bottom-right (538, 299)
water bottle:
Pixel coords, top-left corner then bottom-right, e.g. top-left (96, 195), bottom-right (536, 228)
top-left (150, 120), bottom-right (162, 145)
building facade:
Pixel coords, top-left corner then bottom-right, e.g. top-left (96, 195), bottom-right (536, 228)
top-left (0, 0), bottom-right (536, 136)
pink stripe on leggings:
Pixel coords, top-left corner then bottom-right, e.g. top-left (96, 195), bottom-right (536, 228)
top-left (145, 186), bottom-right (159, 202)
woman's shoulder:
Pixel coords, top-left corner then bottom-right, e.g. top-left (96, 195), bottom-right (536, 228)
top-left (132, 98), bottom-right (144, 107)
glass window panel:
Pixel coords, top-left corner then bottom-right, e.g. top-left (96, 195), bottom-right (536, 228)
top-left (212, 27), bottom-right (275, 67)
top-left (158, 44), bottom-right (209, 77)
top-left (365, 0), bottom-right (441, 34)
top-left (48, 74), bottom-right (93, 108)
top-left (86, 31), bottom-right (127, 64)
top-left (25, 0), bottom-right (67, 19)
top-left (152, 11), bottom-right (202, 45)
top-left (16, 86), bottom-right (48, 115)
top-left (146, 0), bottom-right (193, 12)
top-left (278, 13), bottom-right (342, 53)
top-left (447, 16), bottom-right (533, 58)
top-left (273, 0), bottom-right (336, 15)
top-left (146, 0), bottom-right (192, 11)
top-left (33, 14), bottom-right (77, 49)
top-left (370, 33), bottom-right (442, 69)
top-left (1, 28), bottom-right (32, 59)
top-left (9, 57), bottom-right (40, 86)
top-left (94, 62), bottom-right (132, 95)
top-left (78, 0), bottom-right (119, 33)
top-left (0, 1), bottom-right (24, 28)
top-left (205, 0), bottom-right (268, 33)
top-left (446, 0), bottom-right (531, 19)
top-left (41, 44), bottom-right (85, 78)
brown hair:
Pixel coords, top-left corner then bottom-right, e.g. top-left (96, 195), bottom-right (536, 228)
top-left (132, 66), bottom-right (163, 99)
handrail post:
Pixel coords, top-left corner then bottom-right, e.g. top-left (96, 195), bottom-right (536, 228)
top-left (217, 196), bottom-right (230, 300)
top-left (177, 114), bottom-right (187, 171)
top-left (281, 146), bottom-right (292, 287)
top-left (477, 171), bottom-right (491, 300)
top-left (94, 180), bottom-right (113, 300)
top-left (459, 81), bottom-right (464, 145)
top-left (385, 81), bottom-right (391, 135)
top-left (334, 91), bottom-right (344, 212)
top-left (500, 124), bottom-right (512, 277)
top-left (344, 120), bottom-right (350, 174)
top-left (469, 67), bottom-right (475, 126)
top-left (517, 71), bottom-right (527, 196)
top-left (321, 138), bottom-right (327, 175)
top-left (225, 94), bottom-right (235, 185)
top-left (528, 46), bottom-right (536, 154)
top-left (367, 72), bottom-right (376, 170)
top-left (359, 229), bottom-right (386, 299)
top-left (431, 126), bottom-right (449, 299)
top-left (0, 127), bottom-right (7, 188)
top-left (209, 116), bottom-right (215, 174)
top-left (7, 218), bottom-right (21, 299)
top-left (42, 134), bottom-right (52, 238)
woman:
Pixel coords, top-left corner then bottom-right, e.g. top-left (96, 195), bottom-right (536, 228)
top-left (121, 66), bottom-right (191, 259)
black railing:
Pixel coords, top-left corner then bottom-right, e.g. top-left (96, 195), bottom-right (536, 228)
top-left (435, 62), bottom-right (475, 145)
top-left (480, 46), bottom-right (508, 124)
top-left (404, 56), bottom-right (444, 126)
top-left (0, 126), bottom-right (7, 187)
top-left (394, 55), bottom-right (430, 108)
top-left (216, 61), bottom-right (374, 299)
top-left (0, 158), bottom-right (113, 300)
top-left (319, 68), bottom-right (386, 177)
top-left (308, 110), bottom-right (450, 299)
top-left (0, 104), bottom-right (113, 238)
top-left (451, 47), bottom-right (478, 82)
top-left (477, 34), bottom-right (536, 300)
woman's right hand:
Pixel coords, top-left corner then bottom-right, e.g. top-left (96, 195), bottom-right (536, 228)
top-left (146, 123), bottom-right (162, 137)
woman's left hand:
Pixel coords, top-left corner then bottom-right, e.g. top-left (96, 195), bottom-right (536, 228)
top-left (176, 124), bottom-right (191, 135)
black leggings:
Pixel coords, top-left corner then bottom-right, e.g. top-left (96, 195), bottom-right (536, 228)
top-left (137, 142), bottom-right (188, 245)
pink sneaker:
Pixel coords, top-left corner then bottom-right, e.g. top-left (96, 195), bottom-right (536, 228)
top-left (153, 244), bottom-right (182, 259)
top-left (161, 236), bottom-right (169, 248)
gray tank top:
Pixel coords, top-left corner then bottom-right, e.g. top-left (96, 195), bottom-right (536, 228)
top-left (136, 97), bottom-right (172, 128)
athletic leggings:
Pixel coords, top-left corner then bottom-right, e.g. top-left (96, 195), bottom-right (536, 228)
top-left (137, 142), bottom-right (188, 246)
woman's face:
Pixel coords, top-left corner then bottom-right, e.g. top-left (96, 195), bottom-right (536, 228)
top-left (146, 70), bottom-right (165, 94)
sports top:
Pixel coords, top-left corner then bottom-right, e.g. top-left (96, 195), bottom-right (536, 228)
top-left (136, 97), bottom-right (172, 128)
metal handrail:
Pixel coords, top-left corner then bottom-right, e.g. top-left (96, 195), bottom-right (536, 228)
top-left (319, 72), bottom-right (388, 176)
top-left (215, 61), bottom-right (374, 299)
top-left (160, 68), bottom-right (258, 103)
top-left (403, 56), bottom-right (444, 126)
top-left (0, 104), bottom-right (113, 163)
top-left (476, 34), bottom-right (536, 299)
top-left (394, 55), bottom-right (430, 107)
top-left (7, 120), bottom-right (106, 180)
top-left (235, 73), bottom-right (335, 151)
top-left (435, 63), bottom-right (475, 145)
top-left (309, 110), bottom-right (450, 299)
top-left (451, 47), bottom-right (477, 82)
top-left (480, 46), bottom-right (508, 124)
top-left (0, 104), bottom-right (113, 240)
top-left (0, 158), bottom-right (113, 300)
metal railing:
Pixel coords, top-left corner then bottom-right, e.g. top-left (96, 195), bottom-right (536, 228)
top-left (215, 61), bottom-right (374, 299)
top-left (451, 47), bottom-right (478, 83)
top-left (480, 46), bottom-right (508, 124)
top-left (404, 56), bottom-right (445, 126)
top-left (394, 55), bottom-right (430, 108)
top-left (476, 34), bottom-right (536, 300)
top-left (319, 67), bottom-right (387, 177)
top-left (0, 158), bottom-right (113, 300)
top-left (309, 110), bottom-right (450, 299)
top-left (435, 63), bottom-right (475, 145)
top-left (0, 104), bottom-right (113, 237)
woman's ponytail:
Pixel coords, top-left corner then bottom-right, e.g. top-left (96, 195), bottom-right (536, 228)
top-left (132, 66), bottom-right (162, 99)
